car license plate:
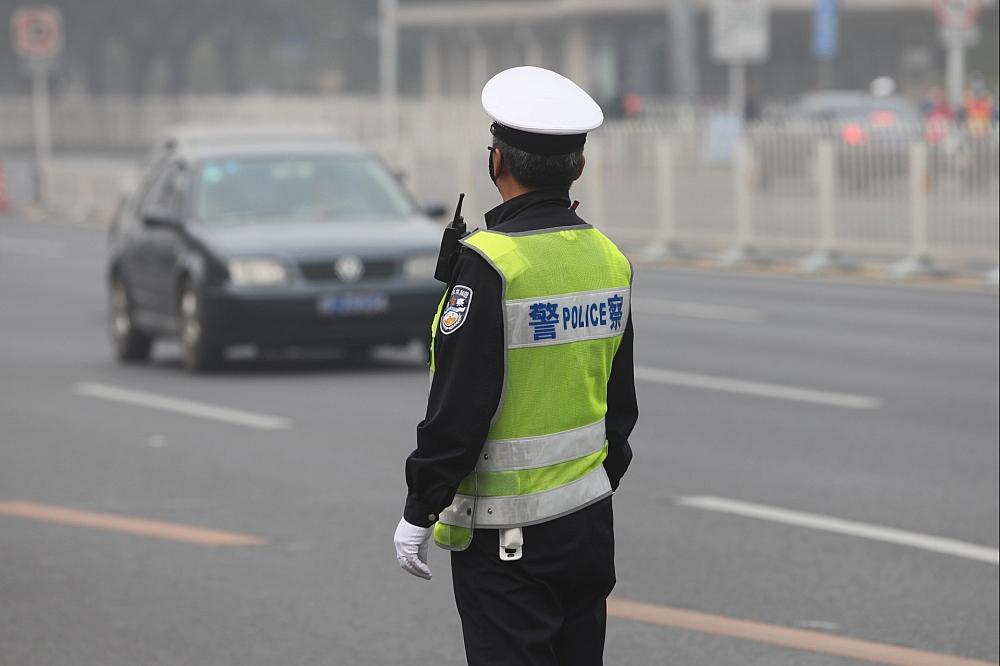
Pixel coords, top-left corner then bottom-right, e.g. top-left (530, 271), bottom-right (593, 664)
top-left (318, 293), bottom-right (389, 316)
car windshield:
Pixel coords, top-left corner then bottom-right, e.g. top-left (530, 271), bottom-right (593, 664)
top-left (192, 154), bottom-right (416, 225)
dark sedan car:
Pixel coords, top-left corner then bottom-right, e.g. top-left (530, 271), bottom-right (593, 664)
top-left (107, 126), bottom-right (445, 370)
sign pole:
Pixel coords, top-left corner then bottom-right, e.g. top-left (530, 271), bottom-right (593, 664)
top-left (945, 42), bottom-right (965, 109)
top-left (11, 5), bottom-right (63, 212)
top-left (30, 62), bottom-right (52, 208)
top-left (932, 0), bottom-right (983, 109)
top-left (378, 0), bottom-right (399, 149)
top-left (728, 62), bottom-right (746, 117)
top-left (711, 0), bottom-right (769, 119)
top-left (817, 60), bottom-right (833, 89)
top-left (811, 0), bottom-right (839, 89)
top-left (711, 0), bottom-right (769, 266)
top-left (668, 0), bottom-right (700, 101)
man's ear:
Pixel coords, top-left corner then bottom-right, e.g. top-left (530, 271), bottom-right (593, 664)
top-left (492, 148), bottom-right (504, 178)
top-left (573, 154), bottom-right (586, 181)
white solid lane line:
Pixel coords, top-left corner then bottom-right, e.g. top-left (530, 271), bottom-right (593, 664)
top-left (74, 382), bottom-right (292, 431)
top-left (635, 367), bottom-right (881, 410)
top-left (677, 495), bottom-right (999, 566)
top-left (631, 298), bottom-right (763, 323)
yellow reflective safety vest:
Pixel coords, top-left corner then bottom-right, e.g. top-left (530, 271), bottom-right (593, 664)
top-left (432, 224), bottom-right (632, 551)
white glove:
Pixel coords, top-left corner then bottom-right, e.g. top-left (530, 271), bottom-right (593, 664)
top-left (394, 517), bottom-right (433, 580)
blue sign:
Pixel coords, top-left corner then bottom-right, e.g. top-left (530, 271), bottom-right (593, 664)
top-left (811, 0), bottom-right (839, 60)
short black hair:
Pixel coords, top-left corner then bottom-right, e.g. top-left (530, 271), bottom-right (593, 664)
top-left (492, 136), bottom-right (584, 190)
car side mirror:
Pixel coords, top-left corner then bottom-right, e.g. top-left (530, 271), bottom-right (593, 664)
top-left (143, 209), bottom-right (182, 230)
top-left (423, 202), bottom-right (448, 219)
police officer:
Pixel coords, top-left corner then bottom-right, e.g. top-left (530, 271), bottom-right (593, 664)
top-left (394, 66), bottom-right (638, 666)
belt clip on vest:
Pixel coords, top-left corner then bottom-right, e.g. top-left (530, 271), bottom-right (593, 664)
top-left (499, 527), bottom-right (523, 561)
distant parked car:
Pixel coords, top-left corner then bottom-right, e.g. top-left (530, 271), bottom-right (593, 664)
top-left (755, 92), bottom-right (924, 192)
top-left (106, 125), bottom-right (444, 371)
top-left (790, 91), bottom-right (923, 136)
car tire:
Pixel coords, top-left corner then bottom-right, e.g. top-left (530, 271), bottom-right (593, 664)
top-left (109, 277), bottom-right (153, 362)
top-left (179, 283), bottom-right (222, 372)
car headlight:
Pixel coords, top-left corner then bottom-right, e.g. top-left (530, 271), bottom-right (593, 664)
top-left (227, 258), bottom-right (289, 286)
top-left (403, 254), bottom-right (438, 281)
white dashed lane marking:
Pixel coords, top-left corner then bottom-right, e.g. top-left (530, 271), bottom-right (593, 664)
top-left (676, 495), bottom-right (999, 565)
top-left (635, 367), bottom-right (882, 409)
top-left (74, 382), bottom-right (292, 431)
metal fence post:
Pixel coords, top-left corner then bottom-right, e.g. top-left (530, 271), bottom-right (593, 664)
top-left (890, 141), bottom-right (932, 278)
top-left (30, 64), bottom-right (53, 210)
top-left (718, 136), bottom-right (755, 266)
top-left (644, 134), bottom-right (679, 259)
top-left (799, 139), bottom-right (855, 272)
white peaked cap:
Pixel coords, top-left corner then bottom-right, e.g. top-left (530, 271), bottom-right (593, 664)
top-left (482, 66), bottom-right (604, 135)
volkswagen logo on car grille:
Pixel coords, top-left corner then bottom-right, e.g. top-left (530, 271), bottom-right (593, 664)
top-left (334, 255), bottom-right (365, 282)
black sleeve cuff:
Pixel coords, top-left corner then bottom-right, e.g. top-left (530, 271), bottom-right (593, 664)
top-left (403, 496), bottom-right (440, 528)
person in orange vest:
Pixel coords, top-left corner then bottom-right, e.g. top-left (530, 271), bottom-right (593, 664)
top-left (963, 80), bottom-right (995, 137)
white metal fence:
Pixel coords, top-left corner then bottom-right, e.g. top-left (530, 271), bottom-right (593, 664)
top-left (1, 94), bottom-right (997, 275)
top-left (572, 120), bottom-right (998, 274)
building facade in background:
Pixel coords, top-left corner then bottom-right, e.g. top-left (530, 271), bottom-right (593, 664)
top-left (395, 0), bottom-right (999, 105)
top-left (0, 0), bottom-right (996, 103)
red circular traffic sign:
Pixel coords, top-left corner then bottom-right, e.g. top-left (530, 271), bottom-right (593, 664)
top-left (11, 5), bottom-right (63, 60)
top-left (932, 0), bottom-right (983, 30)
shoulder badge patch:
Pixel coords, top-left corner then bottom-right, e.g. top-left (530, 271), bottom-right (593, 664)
top-left (440, 285), bottom-right (473, 335)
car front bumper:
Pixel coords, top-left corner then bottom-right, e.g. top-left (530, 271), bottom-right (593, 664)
top-left (203, 280), bottom-right (444, 348)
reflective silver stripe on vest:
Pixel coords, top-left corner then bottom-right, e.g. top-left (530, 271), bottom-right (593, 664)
top-left (506, 287), bottom-right (631, 349)
top-left (445, 466), bottom-right (612, 529)
top-left (478, 418), bottom-right (607, 472)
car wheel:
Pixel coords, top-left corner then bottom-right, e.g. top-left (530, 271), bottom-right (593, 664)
top-left (109, 278), bottom-right (152, 362)
top-left (179, 284), bottom-right (222, 372)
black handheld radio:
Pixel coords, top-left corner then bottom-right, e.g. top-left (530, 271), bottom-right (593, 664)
top-left (433, 193), bottom-right (467, 283)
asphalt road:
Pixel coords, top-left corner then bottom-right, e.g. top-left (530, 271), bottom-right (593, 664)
top-left (1, 216), bottom-right (997, 666)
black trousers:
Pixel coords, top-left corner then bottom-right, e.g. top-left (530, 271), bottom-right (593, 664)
top-left (450, 498), bottom-right (616, 666)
